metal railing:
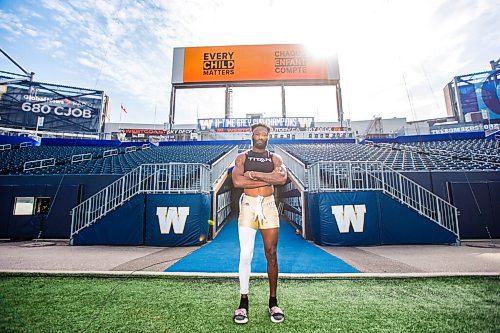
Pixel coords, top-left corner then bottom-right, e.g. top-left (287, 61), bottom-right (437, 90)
top-left (24, 158), bottom-right (56, 171)
top-left (0, 144), bottom-right (11, 151)
top-left (308, 161), bottom-right (459, 236)
top-left (70, 162), bottom-right (211, 238)
top-left (125, 146), bottom-right (137, 153)
top-left (210, 145), bottom-right (239, 183)
top-left (103, 149), bottom-right (118, 158)
top-left (71, 153), bottom-right (92, 164)
top-left (274, 146), bottom-right (307, 187)
top-left (20, 142), bottom-right (32, 148)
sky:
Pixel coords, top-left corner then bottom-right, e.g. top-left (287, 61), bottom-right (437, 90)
top-left (0, 0), bottom-right (498, 126)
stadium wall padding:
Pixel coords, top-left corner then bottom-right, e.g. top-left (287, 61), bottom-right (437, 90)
top-left (0, 175), bottom-right (120, 239)
top-left (402, 171), bottom-right (500, 239)
top-left (378, 193), bottom-right (458, 244)
top-left (307, 191), bottom-right (458, 246)
top-left (315, 192), bottom-right (381, 246)
top-left (0, 186), bottom-right (13, 238)
top-left (72, 194), bottom-right (145, 245)
top-left (488, 182), bottom-right (500, 238)
top-left (72, 193), bottom-right (210, 246)
top-left (41, 138), bottom-right (121, 146)
top-left (10, 185), bottom-right (47, 239)
top-left (144, 193), bottom-right (210, 246)
top-left (119, 141), bottom-right (151, 147)
top-left (0, 135), bottom-right (40, 146)
top-left (0, 185), bottom-right (79, 239)
top-left (449, 181), bottom-right (500, 239)
top-left (0, 185), bottom-right (82, 239)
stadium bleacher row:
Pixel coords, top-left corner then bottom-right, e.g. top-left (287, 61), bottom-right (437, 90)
top-left (397, 139), bottom-right (500, 163)
top-left (0, 138), bottom-right (499, 175)
top-left (0, 143), bottom-right (235, 175)
top-left (277, 139), bottom-right (500, 171)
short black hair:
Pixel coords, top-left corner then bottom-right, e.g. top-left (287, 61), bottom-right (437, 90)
top-left (251, 122), bottom-right (271, 133)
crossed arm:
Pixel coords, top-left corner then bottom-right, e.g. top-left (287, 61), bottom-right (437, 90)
top-left (232, 153), bottom-right (288, 189)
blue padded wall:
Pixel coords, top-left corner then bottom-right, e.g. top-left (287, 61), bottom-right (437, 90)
top-left (488, 182), bottom-right (500, 238)
top-left (0, 175), bottom-right (120, 239)
top-left (0, 186), bottom-right (14, 238)
top-left (307, 191), bottom-right (458, 246)
top-left (378, 193), bottom-right (457, 245)
top-left (41, 138), bottom-right (121, 146)
top-left (72, 193), bottom-right (211, 246)
top-left (0, 135), bottom-right (40, 146)
top-left (2, 184), bottom-right (80, 239)
top-left (307, 193), bottom-right (320, 243)
top-left (72, 194), bottom-right (145, 245)
top-left (315, 192), bottom-right (381, 246)
top-left (145, 193), bottom-right (210, 246)
top-left (44, 185), bottom-right (80, 238)
top-left (450, 182), bottom-right (499, 239)
top-left (8, 185), bottom-right (47, 239)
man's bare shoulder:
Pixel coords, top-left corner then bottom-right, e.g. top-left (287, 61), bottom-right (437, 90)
top-left (235, 152), bottom-right (247, 164)
top-left (271, 152), bottom-right (284, 163)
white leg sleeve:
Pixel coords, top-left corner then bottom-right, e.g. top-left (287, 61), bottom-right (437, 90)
top-left (238, 225), bottom-right (257, 295)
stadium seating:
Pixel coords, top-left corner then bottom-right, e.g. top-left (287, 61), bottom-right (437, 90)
top-left (0, 145), bottom-right (116, 174)
top-left (277, 140), bottom-right (500, 171)
top-left (397, 139), bottom-right (500, 163)
top-left (2, 137), bottom-right (498, 175)
top-left (2, 144), bottom-right (235, 175)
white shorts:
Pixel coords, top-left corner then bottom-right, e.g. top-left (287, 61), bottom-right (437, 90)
top-left (238, 194), bottom-right (279, 230)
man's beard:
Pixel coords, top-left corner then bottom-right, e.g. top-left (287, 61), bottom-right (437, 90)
top-left (253, 138), bottom-right (268, 149)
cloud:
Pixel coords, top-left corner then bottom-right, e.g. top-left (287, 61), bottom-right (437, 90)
top-left (2, 0), bottom-right (498, 124)
top-left (51, 50), bottom-right (66, 58)
top-left (0, 10), bottom-right (39, 37)
top-left (38, 39), bottom-right (63, 50)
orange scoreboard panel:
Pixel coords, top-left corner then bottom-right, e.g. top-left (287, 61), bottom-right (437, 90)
top-left (183, 44), bottom-right (331, 83)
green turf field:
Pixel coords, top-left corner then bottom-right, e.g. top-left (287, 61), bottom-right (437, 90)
top-left (0, 275), bottom-right (499, 333)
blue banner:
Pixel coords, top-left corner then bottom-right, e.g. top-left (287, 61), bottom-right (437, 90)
top-left (0, 80), bottom-right (104, 133)
top-left (198, 117), bottom-right (314, 130)
top-left (459, 69), bottom-right (500, 122)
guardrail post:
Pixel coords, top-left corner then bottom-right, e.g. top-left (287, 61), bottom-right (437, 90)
top-left (380, 164), bottom-right (385, 191)
top-left (436, 197), bottom-right (442, 225)
top-left (139, 165), bottom-right (143, 193)
top-left (70, 209), bottom-right (75, 241)
top-left (168, 163), bottom-right (172, 193)
top-left (104, 187), bottom-right (109, 216)
top-left (87, 201), bottom-right (91, 226)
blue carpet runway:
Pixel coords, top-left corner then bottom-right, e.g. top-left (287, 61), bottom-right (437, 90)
top-left (166, 217), bottom-right (358, 274)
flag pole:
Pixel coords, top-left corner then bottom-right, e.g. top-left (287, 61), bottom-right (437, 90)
top-left (119, 102), bottom-right (122, 131)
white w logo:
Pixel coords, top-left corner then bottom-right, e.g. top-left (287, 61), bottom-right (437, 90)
top-left (156, 207), bottom-right (190, 234)
top-left (198, 119), bottom-right (213, 131)
top-left (331, 205), bottom-right (366, 233)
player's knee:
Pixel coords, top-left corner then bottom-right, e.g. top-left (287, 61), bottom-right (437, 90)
top-left (265, 247), bottom-right (277, 261)
top-left (240, 249), bottom-right (254, 265)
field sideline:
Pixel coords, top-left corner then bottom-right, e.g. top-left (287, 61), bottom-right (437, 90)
top-left (0, 274), bottom-right (499, 333)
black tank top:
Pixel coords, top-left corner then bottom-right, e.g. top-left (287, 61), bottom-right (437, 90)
top-left (244, 150), bottom-right (274, 173)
